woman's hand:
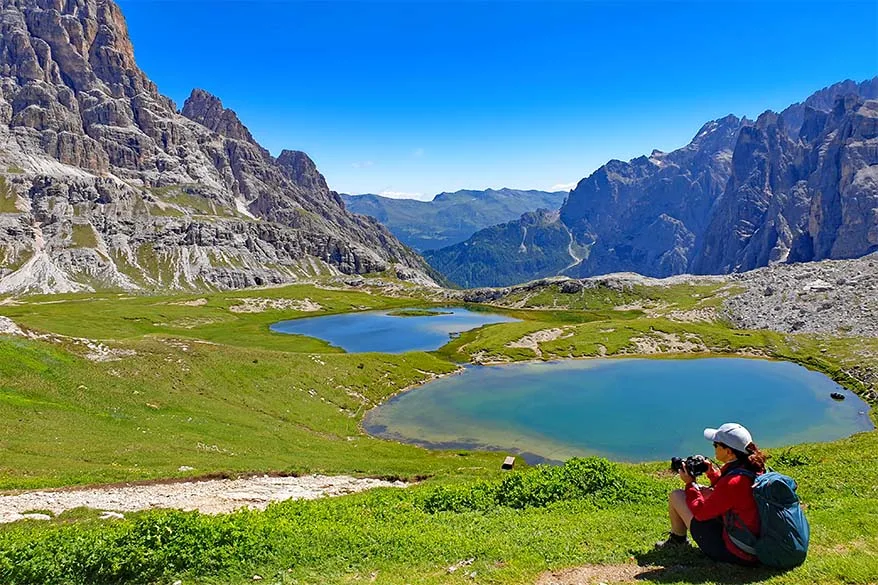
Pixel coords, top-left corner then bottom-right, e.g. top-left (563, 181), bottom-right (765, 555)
top-left (678, 468), bottom-right (696, 486)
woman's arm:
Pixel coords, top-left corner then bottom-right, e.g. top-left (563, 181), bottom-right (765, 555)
top-left (706, 462), bottom-right (721, 486)
top-left (685, 476), bottom-right (741, 521)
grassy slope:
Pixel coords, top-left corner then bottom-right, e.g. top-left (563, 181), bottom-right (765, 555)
top-left (0, 282), bottom-right (875, 584)
top-left (0, 286), bottom-right (507, 488)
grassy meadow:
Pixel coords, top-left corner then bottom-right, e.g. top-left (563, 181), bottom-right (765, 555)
top-left (0, 280), bottom-right (876, 584)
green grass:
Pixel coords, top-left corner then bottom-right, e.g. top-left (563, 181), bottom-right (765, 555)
top-left (0, 438), bottom-right (875, 584)
top-left (0, 176), bottom-right (20, 213)
top-left (148, 203), bottom-right (185, 217)
top-left (1, 247), bottom-right (32, 272)
top-left (0, 282), bottom-right (875, 584)
top-left (70, 223), bottom-right (98, 248)
top-left (500, 282), bottom-right (734, 312)
top-left (147, 185), bottom-right (241, 218)
top-left (387, 309), bottom-right (453, 317)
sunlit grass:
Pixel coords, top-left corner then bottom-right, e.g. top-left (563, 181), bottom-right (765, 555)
top-left (0, 280), bottom-right (875, 584)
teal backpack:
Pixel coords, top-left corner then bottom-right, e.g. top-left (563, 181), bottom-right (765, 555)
top-left (725, 469), bottom-right (810, 569)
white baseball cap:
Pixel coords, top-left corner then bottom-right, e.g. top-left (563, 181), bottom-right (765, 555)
top-left (704, 423), bottom-right (753, 453)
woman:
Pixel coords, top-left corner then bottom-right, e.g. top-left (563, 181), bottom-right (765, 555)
top-left (659, 422), bottom-right (768, 565)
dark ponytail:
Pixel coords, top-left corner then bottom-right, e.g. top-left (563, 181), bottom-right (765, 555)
top-left (733, 442), bottom-right (768, 473)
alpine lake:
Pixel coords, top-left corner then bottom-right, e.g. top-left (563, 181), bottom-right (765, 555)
top-left (273, 307), bottom-right (874, 463)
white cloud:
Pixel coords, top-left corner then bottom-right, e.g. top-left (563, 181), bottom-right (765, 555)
top-left (351, 161), bottom-right (374, 169)
top-left (549, 181), bottom-right (578, 192)
top-left (379, 189), bottom-right (429, 201)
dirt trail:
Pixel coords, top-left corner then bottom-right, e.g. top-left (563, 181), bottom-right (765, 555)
top-left (0, 474), bottom-right (406, 523)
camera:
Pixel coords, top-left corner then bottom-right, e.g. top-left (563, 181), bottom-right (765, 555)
top-left (670, 455), bottom-right (710, 478)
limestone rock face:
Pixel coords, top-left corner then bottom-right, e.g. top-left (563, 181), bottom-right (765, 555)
top-left (779, 77), bottom-right (878, 139)
top-left (697, 96), bottom-right (878, 272)
top-left (181, 89), bottom-right (262, 146)
top-left (560, 114), bottom-right (744, 278)
top-left (0, 0), bottom-right (434, 293)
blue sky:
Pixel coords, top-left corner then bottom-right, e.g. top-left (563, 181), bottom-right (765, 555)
top-left (119, 0), bottom-right (877, 200)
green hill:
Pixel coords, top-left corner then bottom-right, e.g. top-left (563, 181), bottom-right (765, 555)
top-left (342, 188), bottom-right (568, 251)
top-left (424, 209), bottom-right (582, 288)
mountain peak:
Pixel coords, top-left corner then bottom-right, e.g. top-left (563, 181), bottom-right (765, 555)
top-left (277, 150), bottom-right (330, 194)
top-left (691, 114), bottom-right (742, 142)
top-left (182, 89), bottom-right (258, 143)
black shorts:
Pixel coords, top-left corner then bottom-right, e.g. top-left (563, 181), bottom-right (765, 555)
top-left (690, 518), bottom-right (757, 566)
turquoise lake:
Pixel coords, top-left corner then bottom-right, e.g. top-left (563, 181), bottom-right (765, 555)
top-left (270, 307), bottom-right (518, 353)
top-left (363, 358), bottom-right (873, 463)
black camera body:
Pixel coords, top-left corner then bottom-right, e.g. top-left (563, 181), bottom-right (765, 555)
top-left (670, 454), bottom-right (710, 478)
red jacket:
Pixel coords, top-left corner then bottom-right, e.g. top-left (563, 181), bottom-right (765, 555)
top-left (686, 462), bottom-right (761, 562)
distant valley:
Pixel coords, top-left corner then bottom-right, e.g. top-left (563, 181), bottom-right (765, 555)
top-left (342, 188), bottom-right (567, 251)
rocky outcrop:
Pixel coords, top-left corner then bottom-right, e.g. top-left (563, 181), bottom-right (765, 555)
top-left (427, 114), bottom-right (746, 287)
top-left (181, 88), bottom-right (263, 146)
top-left (779, 78), bottom-right (878, 139)
top-left (722, 252), bottom-right (878, 337)
top-left (0, 0), bottom-right (434, 294)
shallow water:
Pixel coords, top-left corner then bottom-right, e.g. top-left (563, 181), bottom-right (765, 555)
top-left (363, 358), bottom-right (873, 463)
top-left (270, 307), bottom-right (518, 353)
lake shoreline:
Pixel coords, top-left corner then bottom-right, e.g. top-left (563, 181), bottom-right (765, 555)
top-left (360, 352), bottom-right (873, 463)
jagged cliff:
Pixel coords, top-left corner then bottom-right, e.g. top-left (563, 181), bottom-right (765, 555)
top-left (428, 78), bottom-right (878, 287)
top-left (0, 0), bottom-right (434, 294)
top-left (560, 114), bottom-right (746, 278)
top-left (697, 95), bottom-right (878, 272)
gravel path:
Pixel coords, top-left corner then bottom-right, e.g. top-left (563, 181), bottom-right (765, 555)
top-left (0, 475), bottom-right (406, 523)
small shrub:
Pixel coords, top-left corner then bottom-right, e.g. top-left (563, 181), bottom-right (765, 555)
top-left (418, 457), bottom-right (662, 514)
top-left (419, 481), bottom-right (499, 513)
top-left (775, 449), bottom-right (813, 467)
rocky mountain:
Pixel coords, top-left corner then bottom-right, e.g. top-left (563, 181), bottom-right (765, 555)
top-left (696, 95), bottom-right (878, 273)
top-left (341, 188), bottom-right (567, 251)
top-left (428, 78), bottom-right (878, 288)
top-left (0, 0), bottom-right (435, 294)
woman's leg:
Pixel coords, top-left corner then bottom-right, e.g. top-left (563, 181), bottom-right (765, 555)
top-left (668, 489), bottom-right (693, 535)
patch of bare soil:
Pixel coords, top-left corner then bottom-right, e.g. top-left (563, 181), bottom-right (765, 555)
top-left (538, 562), bottom-right (784, 585)
top-left (228, 297), bottom-right (323, 313)
top-left (653, 308), bottom-right (718, 323)
top-left (616, 302), bottom-right (717, 323)
top-left (507, 328), bottom-right (572, 358)
top-left (536, 563), bottom-right (660, 585)
top-left (169, 298), bottom-right (208, 306)
top-left (0, 315), bottom-right (24, 335)
top-left (626, 332), bottom-right (707, 354)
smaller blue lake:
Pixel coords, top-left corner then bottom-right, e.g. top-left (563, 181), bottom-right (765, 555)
top-left (363, 358), bottom-right (874, 463)
top-left (270, 307), bottom-right (519, 353)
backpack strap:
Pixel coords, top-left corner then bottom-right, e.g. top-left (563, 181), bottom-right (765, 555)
top-left (724, 467), bottom-right (757, 480)
top-left (722, 467), bottom-right (759, 555)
